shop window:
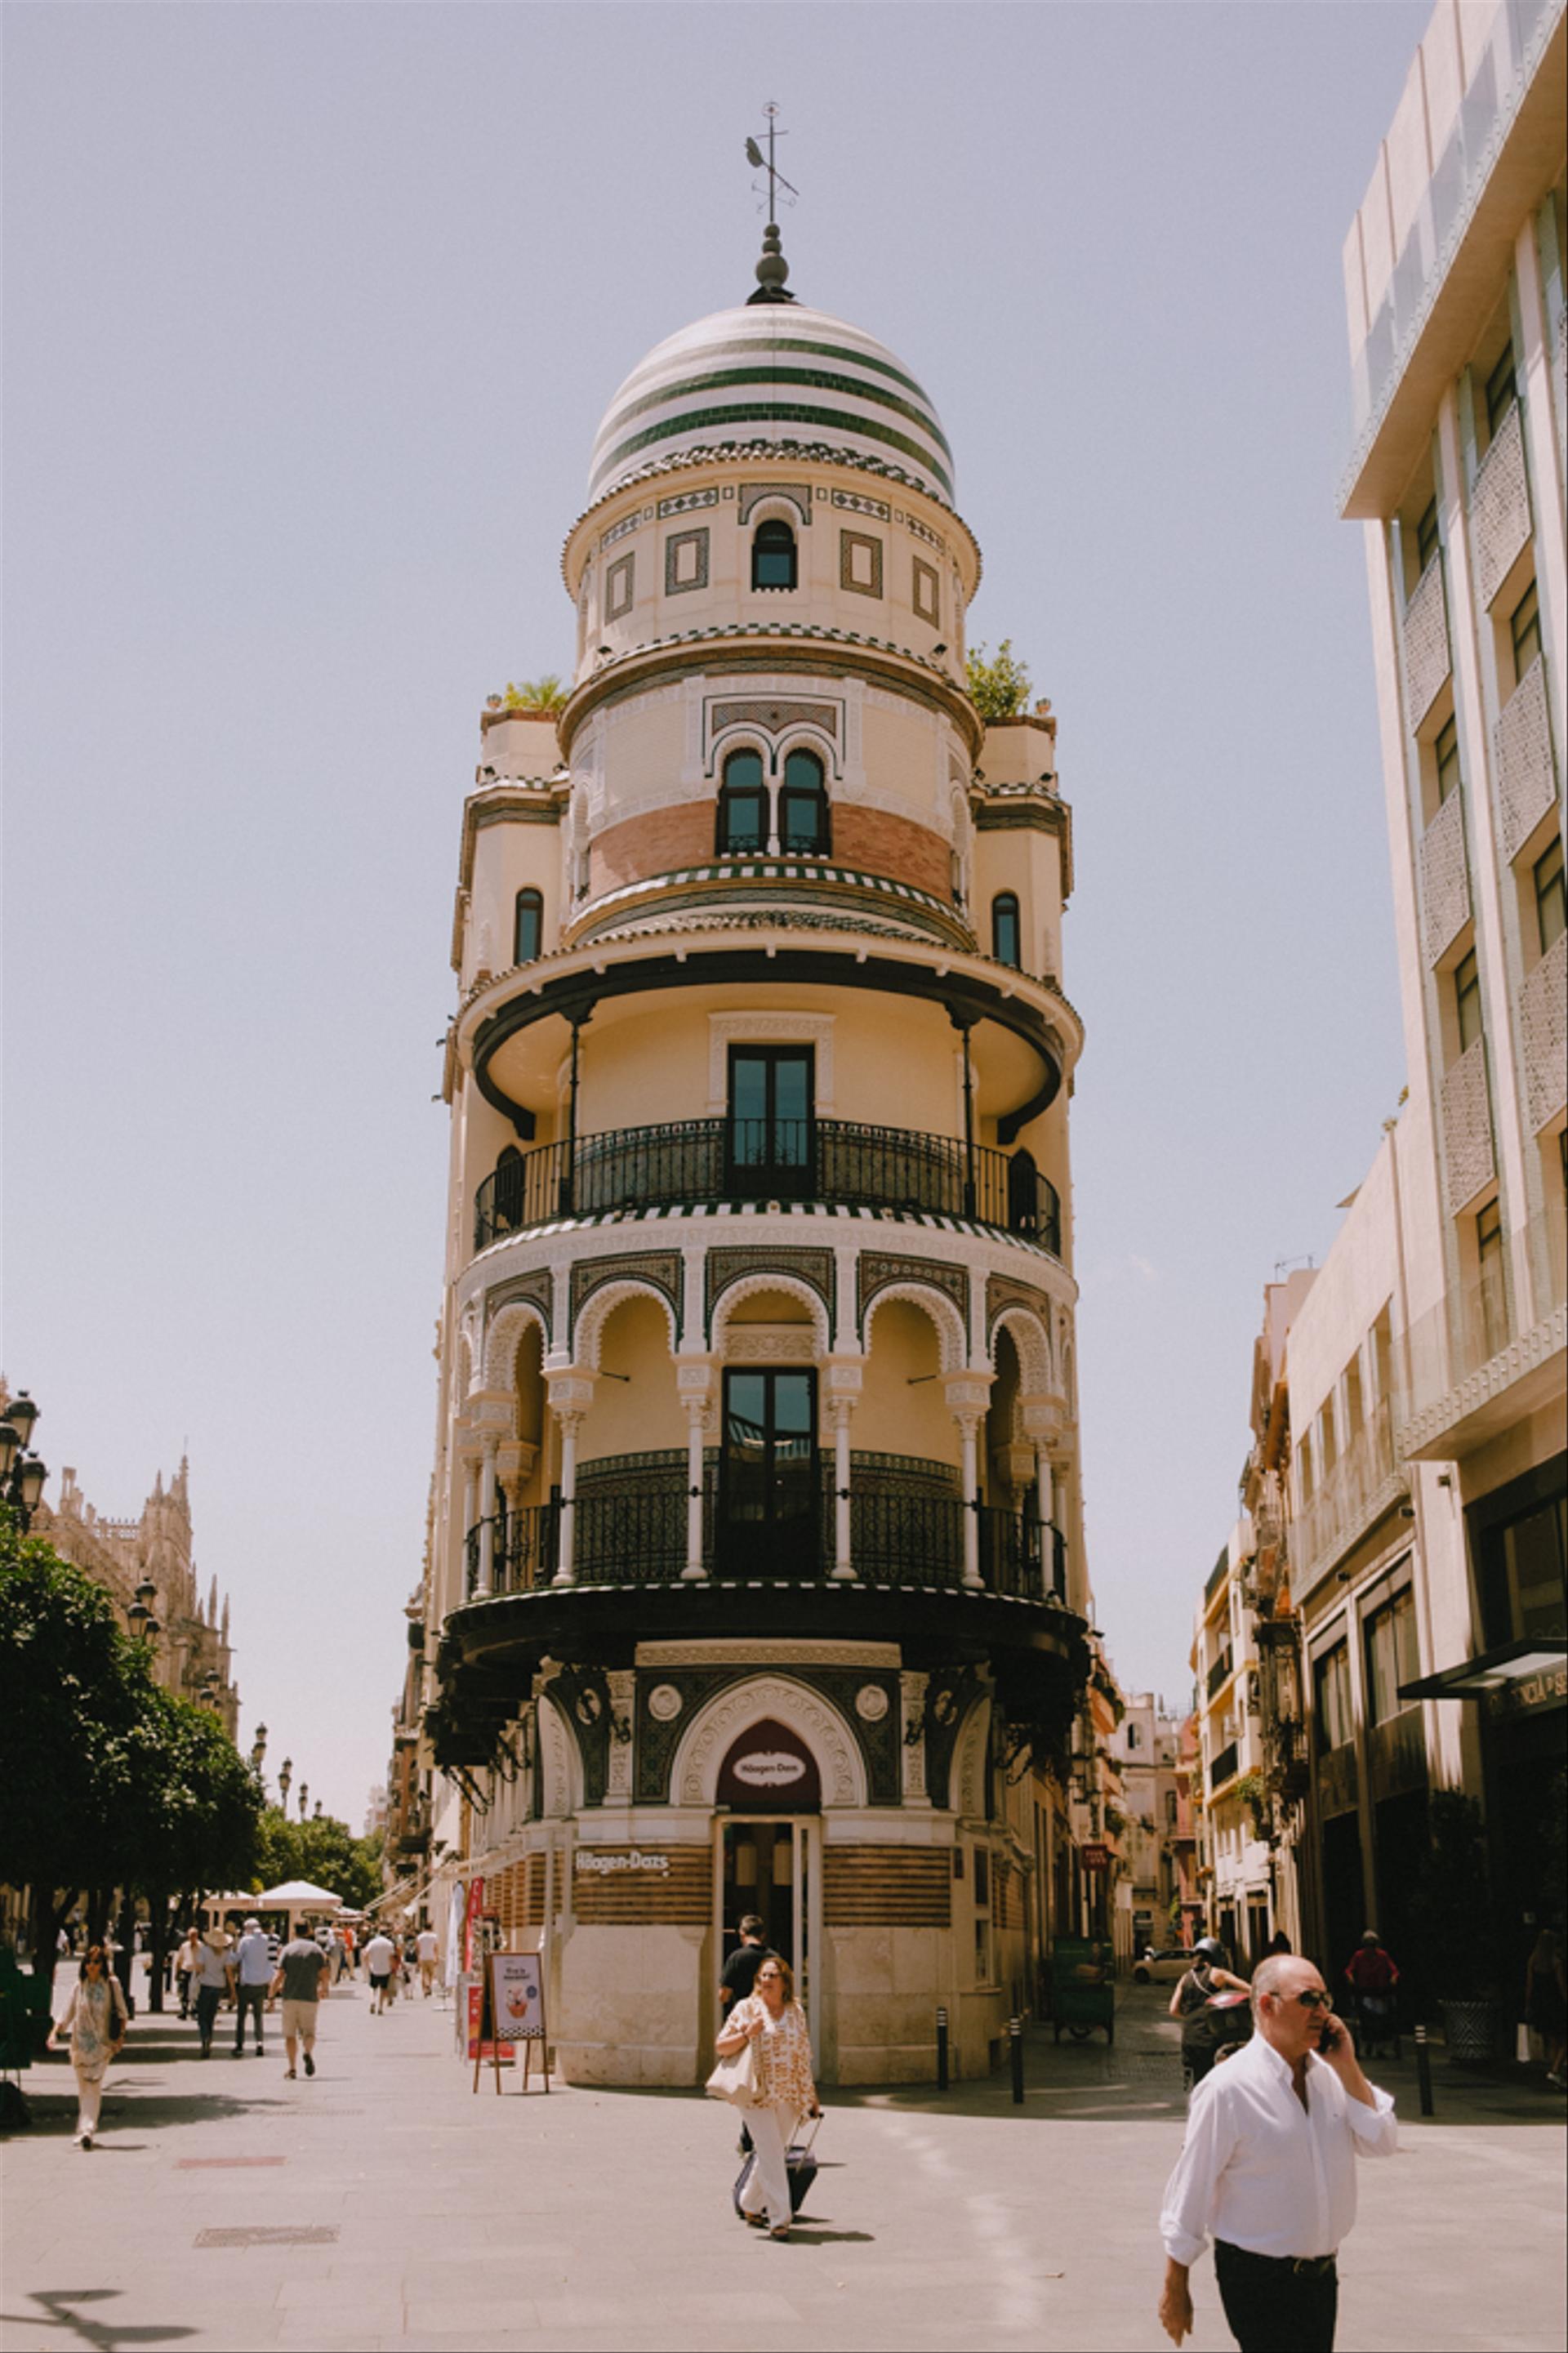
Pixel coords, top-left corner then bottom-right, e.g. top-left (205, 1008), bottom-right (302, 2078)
top-left (513, 889), bottom-right (542, 965)
top-left (751, 519), bottom-right (797, 591)
top-left (1364, 1590), bottom-right (1419, 1722)
top-left (1534, 836), bottom-right (1566, 956)
top-left (1475, 1487), bottom-right (1567, 1651)
top-left (717, 750), bottom-right (767, 853)
top-left (778, 748), bottom-right (829, 855)
top-left (1485, 343), bottom-right (1517, 439)
top-left (1434, 714), bottom-right (1460, 806)
top-left (991, 892), bottom-right (1021, 969)
top-left (1454, 949), bottom-right (1482, 1054)
top-left (1509, 580), bottom-right (1541, 685)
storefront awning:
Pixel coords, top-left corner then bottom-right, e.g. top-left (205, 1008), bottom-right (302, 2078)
top-left (1399, 1636), bottom-right (1566, 1701)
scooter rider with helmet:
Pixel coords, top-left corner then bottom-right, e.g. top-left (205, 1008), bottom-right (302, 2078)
top-left (1169, 1937), bottom-right (1251, 2088)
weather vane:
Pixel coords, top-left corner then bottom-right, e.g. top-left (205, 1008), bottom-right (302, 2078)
top-left (745, 103), bottom-right (799, 225)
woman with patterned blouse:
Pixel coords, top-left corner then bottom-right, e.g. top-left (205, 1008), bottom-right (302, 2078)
top-left (715, 1955), bottom-right (820, 2238)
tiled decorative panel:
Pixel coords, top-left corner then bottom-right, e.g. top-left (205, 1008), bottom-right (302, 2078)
top-left (1493, 656), bottom-right (1558, 864)
top-left (605, 552), bottom-right (635, 619)
top-left (1519, 929), bottom-right (1568, 1134)
top-left (710, 697), bottom-right (838, 739)
top-left (912, 557), bottom-right (939, 625)
top-left (1419, 789), bottom-right (1471, 965)
top-left (1403, 556), bottom-right (1450, 732)
top-left (1470, 403), bottom-right (1532, 611)
top-left (840, 529), bottom-right (884, 597)
top-left (739, 483), bottom-right (812, 524)
top-left (1441, 1035), bottom-right (1495, 1213)
top-left (663, 527), bottom-right (710, 595)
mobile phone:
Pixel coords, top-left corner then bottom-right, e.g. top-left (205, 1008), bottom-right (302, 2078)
top-left (1319, 2016), bottom-right (1339, 2052)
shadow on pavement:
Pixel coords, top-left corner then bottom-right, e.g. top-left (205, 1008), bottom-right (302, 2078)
top-left (0, 2288), bottom-right (197, 2351)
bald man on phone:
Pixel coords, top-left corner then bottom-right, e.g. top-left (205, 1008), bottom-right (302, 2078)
top-left (1158, 1954), bottom-right (1396, 2352)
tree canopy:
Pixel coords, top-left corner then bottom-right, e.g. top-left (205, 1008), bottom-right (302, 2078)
top-left (253, 1807), bottom-right (385, 1912)
top-left (966, 639), bottom-right (1033, 720)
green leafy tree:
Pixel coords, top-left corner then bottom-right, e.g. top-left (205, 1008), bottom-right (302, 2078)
top-left (965, 638), bottom-right (1032, 720)
top-left (253, 1807), bottom-right (384, 1911)
top-left (502, 675), bottom-right (567, 713)
top-left (129, 1687), bottom-right (261, 2011)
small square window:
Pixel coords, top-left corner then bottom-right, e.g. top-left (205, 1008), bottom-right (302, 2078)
top-left (1434, 715), bottom-right (1460, 805)
top-left (912, 556), bottom-right (939, 624)
top-left (665, 528), bottom-right (709, 595)
top-left (1485, 344), bottom-right (1517, 439)
top-left (1534, 836), bottom-right (1565, 956)
top-left (1454, 948), bottom-right (1482, 1054)
top-left (840, 530), bottom-right (883, 598)
top-left (605, 553), bottom-right (635, 621)
top-left (1509, 581), bottom-right (1541, 684)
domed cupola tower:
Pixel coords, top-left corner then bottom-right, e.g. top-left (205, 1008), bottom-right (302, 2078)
top-left (423, 216), bottom-right (1091, 2088)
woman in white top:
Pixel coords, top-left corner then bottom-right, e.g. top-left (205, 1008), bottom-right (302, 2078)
top-left (47, 1944), bottom-right (128, 2149)
top-left (714, 1957), bottom-right (820, 2239)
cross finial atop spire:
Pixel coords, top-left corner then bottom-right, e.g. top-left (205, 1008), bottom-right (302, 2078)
top-left (745, 105), bottom-right (800, 305)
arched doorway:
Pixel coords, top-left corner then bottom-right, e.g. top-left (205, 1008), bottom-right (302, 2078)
top-left (715, 1716), bottom-right (823, 2061)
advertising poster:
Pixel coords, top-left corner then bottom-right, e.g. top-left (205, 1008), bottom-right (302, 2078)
top-left (464, 1974), bottom-right (515, 2065)
top-left (490, 1950), bottom-right (546, 2043)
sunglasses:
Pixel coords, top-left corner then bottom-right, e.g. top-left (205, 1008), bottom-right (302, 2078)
top-left (1287, 1990), bottom-right (1333, 2012)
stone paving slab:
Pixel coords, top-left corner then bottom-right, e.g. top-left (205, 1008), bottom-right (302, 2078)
top-left (2, 1972), bottom-right (1562, 2351)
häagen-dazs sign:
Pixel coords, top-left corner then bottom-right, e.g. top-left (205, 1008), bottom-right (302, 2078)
top-left (575, 1848), bottom-right (670, 1876)
top-left (731, 1749), bottom-right (808, 1789)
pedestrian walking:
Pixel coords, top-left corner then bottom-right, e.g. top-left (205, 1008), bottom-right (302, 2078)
top-left (719, 1914), bottom-right (778, 2157)
top-left (192, 1927), bottom-right (235, 2057)
top-left (1343, 1931), bottom-right (1401, 2057)
top-left (714, 1956), bottom-right (820, 2240)
top-left (232, 1918), bottom-right (272, 2057)
top-left (268, 1932), bottom-right (331, 2079)
top-left (47, 1944), bottom-right (128, 2149)
top-left (1525, 1927), bottom-right (1566, 2088)
top-left (175, 1927), bottom-right (202, 2019)
top-left (416, 1924), bottom-right (439, 1997)
top-left (1158, 1954), bottom-right (1396, 2351)
top-left (363, 1927), bottom-right (397, 2014)
top-left (1169, 1938), bottom-right (1250, 2089)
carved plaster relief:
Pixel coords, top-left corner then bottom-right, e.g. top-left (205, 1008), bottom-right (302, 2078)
top-left (672, 1674), bottom-right (864, 1808)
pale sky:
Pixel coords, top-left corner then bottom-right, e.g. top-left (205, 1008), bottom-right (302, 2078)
top-left (4, 1), bottom-right (1432, 1818)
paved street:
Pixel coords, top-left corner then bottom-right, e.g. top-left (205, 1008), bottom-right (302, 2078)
top-left (2, 1976), bottom-right (1563, 2353)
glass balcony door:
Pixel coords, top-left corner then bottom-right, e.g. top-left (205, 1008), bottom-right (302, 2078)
top-left (726, 1046), bottom-right (814, 1199)
top-left (719, 1368), bottom-right (819, 1575)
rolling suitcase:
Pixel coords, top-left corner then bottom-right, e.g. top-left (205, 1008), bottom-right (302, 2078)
top-left (733, 2116), bottom-right (822, 2220)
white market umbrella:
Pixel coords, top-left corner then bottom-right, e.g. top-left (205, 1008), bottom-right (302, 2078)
top-left (252, 1878), bottom-right (343, 1927)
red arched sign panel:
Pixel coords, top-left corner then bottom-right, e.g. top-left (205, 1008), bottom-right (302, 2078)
top-left (715, 1718), bottom-right (822, 1812)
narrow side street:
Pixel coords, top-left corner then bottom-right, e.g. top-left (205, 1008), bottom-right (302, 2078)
top-left (2, 1977), bottom-right (1562, 2353)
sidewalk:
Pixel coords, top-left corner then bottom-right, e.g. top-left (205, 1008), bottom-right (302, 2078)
top-left (2, 1971), bottom-right (1563, 2353)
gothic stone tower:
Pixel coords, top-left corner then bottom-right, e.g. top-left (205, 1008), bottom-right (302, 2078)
top-left (421, 232), bottom-right (1091, 2084)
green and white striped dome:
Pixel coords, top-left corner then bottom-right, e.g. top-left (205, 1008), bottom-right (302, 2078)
top-left (588, 302), bottom-right (954, 506)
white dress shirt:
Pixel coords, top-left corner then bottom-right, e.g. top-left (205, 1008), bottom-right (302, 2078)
top-left (1160, 2032), bottom-right (1396, 2265)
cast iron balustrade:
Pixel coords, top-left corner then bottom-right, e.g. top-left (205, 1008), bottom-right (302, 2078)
top-left (474, 1116), bottom-right (1062, 1254)
top-left (1208, 1740), bottom-right (1240, 1791)
top-left (461, 1464), bottom-right (1065, 1601)
top-left (1205, 1648), bottom-right (1234, 1700)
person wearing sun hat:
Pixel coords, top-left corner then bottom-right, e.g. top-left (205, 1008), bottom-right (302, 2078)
top-left (193, 1924), bottom-right (235, 2058)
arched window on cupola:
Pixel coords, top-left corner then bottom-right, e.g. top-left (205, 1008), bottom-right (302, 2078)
top-left (751, 517), bottom-right (797, 591)
top-left (991, 891), bottom-right (1021, 969)
top-left (513, 888), bottom-right (543, 965)
top-left (717, 749), bottom-right (767, 855)
top-left (778, 748), bottom-right (829, 856)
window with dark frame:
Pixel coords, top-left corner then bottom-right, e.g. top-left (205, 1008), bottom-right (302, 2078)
top-left (1434, 714), bottom-right (1461, 805)
top-left (1510, 579), bottom-right (1541, 684)
top-left (1313, 1643), bottom-right (1352, 1753)
top-left (513, 888), bottom-right (542, 965)
top-left (717, 749), bottom-right (767, 854)
top-left (1485, 343), bottom-right (1517, 439)
top-left (1475, 1486), bottom-right (1567, 1652)
top-left (1363, 1590), bottom-right (1419, 1723)
top-left (991, 891), bottom-right (1021, 969)
top-left (1415, 497), bottom-right (1441, 573)
top-left (1454, 947), bottom-right (1482, 1053)
top-left (751, 518), bottom-right (797, 591)
top-left (777, 747), bottom-right (829, 855)
top-left (1534, 836), bottom-right (1566, 955)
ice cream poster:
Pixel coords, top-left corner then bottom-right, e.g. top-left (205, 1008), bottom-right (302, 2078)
top-left (490, 1951), bottom-right (546, 2042)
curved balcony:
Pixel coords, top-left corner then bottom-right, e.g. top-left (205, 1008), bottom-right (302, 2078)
top-left (474, 1116), bottom-right (1061, 1254)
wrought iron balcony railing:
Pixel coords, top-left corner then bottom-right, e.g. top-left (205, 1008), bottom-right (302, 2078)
top-left (461, 1468), bottom-right (1068, 1603)
top-left (1208, 1740), bottom-right (1240, 1792)
top-left (474, 1116), bottom-right (1062, 1254)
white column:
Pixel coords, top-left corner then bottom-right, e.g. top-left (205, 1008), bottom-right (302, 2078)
top-left (1036, 1446), bottom-right (1057, 1595)
top-left (958, 1411), bottom-right (982, 1590)
top-left (556, 1412), bottom-right (582, 1585)
top-left (683, 1398), bottom-right (708, 1581)
top-left (831, 1400), bottom-right (855, 1580)
top-left (477, 1436), bottom-right (499, 1598)
top-left (461, 1455), bottom-right (479, 1599)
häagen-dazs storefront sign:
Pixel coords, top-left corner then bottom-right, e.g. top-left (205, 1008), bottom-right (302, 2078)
top-left (716, 1718), bottom-right (822, 1810)
top-left (575, 1848), bottom-right (671, 1876)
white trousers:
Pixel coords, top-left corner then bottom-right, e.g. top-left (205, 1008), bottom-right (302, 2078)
top-left (740, 2101), bottom-right (800, 2229)
top-left (74, 2067), bottom-right (105, 2139)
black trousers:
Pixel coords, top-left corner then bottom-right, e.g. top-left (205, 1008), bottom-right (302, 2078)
top-left (233, 1985), bottom-right (266, 2048)
top-left (1215, 2241), bottom-right (1338, 2353)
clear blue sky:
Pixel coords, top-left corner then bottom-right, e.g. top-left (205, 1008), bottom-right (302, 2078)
top-left (5, 2), bottom-right (1431, 1817)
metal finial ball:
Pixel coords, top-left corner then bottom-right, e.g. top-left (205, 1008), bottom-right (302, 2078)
top-left (756, 224), bottom-right (789, 291)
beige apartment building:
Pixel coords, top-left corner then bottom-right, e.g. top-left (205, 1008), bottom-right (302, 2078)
top-left (408, 226), bottom-right (1095, 2083)
top-left (1213, 0), bottom-right (1567, 2003)
top-left (1191, 1526), bottom-right (1281, 1968)
top-left (1108, 1691), bottom-right (1183, 1954)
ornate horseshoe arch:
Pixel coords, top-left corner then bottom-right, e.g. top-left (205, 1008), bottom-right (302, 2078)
top-left (670, 1675), bottom-right (865, 1809)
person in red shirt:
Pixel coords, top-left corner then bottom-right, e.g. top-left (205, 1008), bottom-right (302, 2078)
top-left (1343, 1931), bottom-right (1400, 2056)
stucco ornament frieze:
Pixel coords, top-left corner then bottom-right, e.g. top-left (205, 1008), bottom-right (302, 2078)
top-left (708, 1265), bottom-right (832, 1357)
top-left (672, 1674), bottom-right (864, 1809)
top-left (861, 1276), bottom-right (969, 1373)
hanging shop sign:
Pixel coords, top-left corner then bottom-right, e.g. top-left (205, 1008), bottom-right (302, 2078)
top-left (1080, 1842), bottom-right (1111, 1872)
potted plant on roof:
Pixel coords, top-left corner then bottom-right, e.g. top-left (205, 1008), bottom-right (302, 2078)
top-left (1409, 1790), bottom-right (1503, 2061)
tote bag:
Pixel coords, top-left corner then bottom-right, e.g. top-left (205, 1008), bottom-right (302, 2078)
top-left (705, 2036), bottom-right (764, 2108)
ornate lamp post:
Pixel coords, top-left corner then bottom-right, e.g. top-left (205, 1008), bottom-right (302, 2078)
top-left (127, 1576), bottom-right (161, 1647)
top-left (278, 1758), bottom-right (293, 1813)
top-left (0, 1390), bottom-right (48, 1532)
top-left (297, 1781), bottom-right (310, 1820)
top-left (250, 1723), bottom-right (269, 1780)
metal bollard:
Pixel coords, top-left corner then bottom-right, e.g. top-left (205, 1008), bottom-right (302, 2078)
top-left (936, 2004), bottom-right (949, 2092)
top-left (1414, 2022), bottom-right (1434, 2116)
top-left (1010, 2015), bottom-right (1025, 2105)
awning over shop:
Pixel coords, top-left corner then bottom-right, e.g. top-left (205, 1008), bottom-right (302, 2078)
top-left (1399, 1637), bottom-right (1566, 1701)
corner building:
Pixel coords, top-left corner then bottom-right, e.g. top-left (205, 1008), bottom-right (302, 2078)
top-left (422, 237), bottom-right (1091, 2086)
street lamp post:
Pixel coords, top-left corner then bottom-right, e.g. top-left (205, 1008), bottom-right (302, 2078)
top-left (0, 1391), bottom-right (48, 1531)
top-left (278, 1758), bottom-right (293, 1813)
top-left (127, 1577), bottom-right (162, 1650)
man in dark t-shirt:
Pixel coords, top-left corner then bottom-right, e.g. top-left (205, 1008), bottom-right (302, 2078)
top-left (719, 1916), bottom-right (778, 2155)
